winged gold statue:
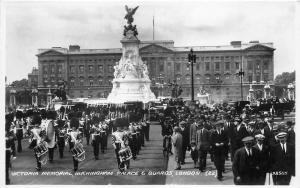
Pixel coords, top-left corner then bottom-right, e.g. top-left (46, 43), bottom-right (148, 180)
top-left (124, 5), bottom-right (139, 25)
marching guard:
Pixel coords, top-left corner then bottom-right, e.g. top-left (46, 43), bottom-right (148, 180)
top-left (14, 111), bottom-right (24, 153)
top-left (44, 111), bottom-right (56, 163)
top-left (99, 120), bottom-right (108, 153)
top-left (56, 119), bottom-right (66, 158)
top-left (112, 118), bottom-right (131, 171)
top-left (68, 117), bottom-right (84, 172)
top-left (30, 114), bottom-right (45, 171)
top-left (91, 116), bottom-right (101, 160)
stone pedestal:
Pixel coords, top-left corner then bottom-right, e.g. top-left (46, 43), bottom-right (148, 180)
top-left (9, 89), bottom-right (16, 106)
top-left (32, 89), bottom-right (38, 106)
top-left (287, 83), bottom-right (295, 100)
top-left (47, 89), bottom-right (52, 106)
top-left (107, 29), bottom-right (156, 103)
top-left (264, 84), bottom-right (271, 99)
top-left (248, 84), bottom-right (255, 102)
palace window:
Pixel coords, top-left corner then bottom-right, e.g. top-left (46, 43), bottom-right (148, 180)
top-left (58, 65), bottom-right (62, 74)
top-left (215, 62), bottom-right (220, 71)
top-left (225, 62), bottom-right (230, 70)
top-left (70, 66), bottom-right (75, 73)
top-left (89, 65), bottom-right (93, 72)
top-left (205, 62), bottom-right (210, 71)
top-left (98, 65), bottom-right (103, 72)
top-left (98, 77), bottom-right (103, 85)
top-left (108, 65), bottom-right (113, 73)
top-left (248, 75), bottom-right (253, 83)
top-left (79, 65), bottom-right (84, 73)
top-left (235, 62), bottom-right (239, 70)
top-left (51, 65), bottom-right (55, 73)
top-left (159, 62), bottom-right (164, 72)
top-left (176, 63), bottom-right (181, 72)
top-left (43, 66), bottom-right (48, 74)
top-left (79, 77), bottom-right (84, 86)
top-left (89, 77), bottom-right (94, 86)
top-left (70, 78), bottom-right (75, 86)
top-left (196, 63), bottom-right (200, 71)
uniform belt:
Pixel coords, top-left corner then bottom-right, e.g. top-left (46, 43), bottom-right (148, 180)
top-left (16, 128), bottom-right (23, 130)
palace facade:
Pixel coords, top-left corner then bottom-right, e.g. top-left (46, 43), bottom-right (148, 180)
top-left (36, 40), bottom-right (275, 105)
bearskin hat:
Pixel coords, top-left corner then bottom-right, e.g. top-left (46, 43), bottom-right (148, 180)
top-left (46, 110), bottom-right (57, 120)
top-left (70, 117), bottom-right (79, 129)
top-left (40, 109), bottom-right (47, 119)
top-left (5, 113), bottom-right (14, 123)
top-left (56, 119), bottom-right (65, 128)
top-left (68, 112), bottom-right (76, 119)
top-left (114, 118), bottom-right (129, 128)
top-left (92, 116), bottom-right (100, 125)
top-left (25, 109), bottom-right (34, 118)
top-left (77, 111), bottom-right (82, 118)
top-left (15, 111), bottom-right (23, 119)
top-left (31, 115), bottom-right (42, 125)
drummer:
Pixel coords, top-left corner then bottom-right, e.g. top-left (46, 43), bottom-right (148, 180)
top-left (30, 114), bottom-right (43, 171)
top-left (68, 117), bottom-right (82, 172)
top-left (111, 118), bottom-right (129, 169)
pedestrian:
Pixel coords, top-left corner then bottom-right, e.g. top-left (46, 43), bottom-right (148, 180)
top-left (232, 136), bottom-right (260, 185)
top-left (195, 121), bottom-right (210, 172)
top-left (179, 121), bottom-right (189, 165)
top-left (270, 132), bottom-right (295, 185)
top-left (172, 126), bottom-right (183, 170)
top-left (190, 142), bottom-right (198, 168)
top-left (253, 134), bottom-right (270, 185)
top-left (210, 121), bottom-right (228, 181)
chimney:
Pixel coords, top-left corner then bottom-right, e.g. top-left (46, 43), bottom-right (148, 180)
top-left (69, 45), bottom-right (80, 52)
top-left (230, 41), bottom-right (241, 47)
top-left (249, 40), bottom-right (259, 44)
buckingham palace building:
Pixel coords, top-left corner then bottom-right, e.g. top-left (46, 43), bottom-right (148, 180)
top-left (36, 40), bottom-right (275, 104)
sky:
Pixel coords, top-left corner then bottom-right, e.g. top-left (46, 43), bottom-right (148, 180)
top-left (3, 0), bottom-right (298, 83)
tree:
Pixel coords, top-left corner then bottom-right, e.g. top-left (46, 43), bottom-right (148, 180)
top-left (275, 71), bottom-right (295, 85)
top-left (10, 78), bottom-right (28, 88)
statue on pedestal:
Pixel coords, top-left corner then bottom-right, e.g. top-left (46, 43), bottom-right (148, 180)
top-left (123, 5), bottom-right (139, 37)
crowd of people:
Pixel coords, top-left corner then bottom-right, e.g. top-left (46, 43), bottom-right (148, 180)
top-left (5, 98), bottom-right (295, 185)
top-left (159, 99), bottom-right (295, 185)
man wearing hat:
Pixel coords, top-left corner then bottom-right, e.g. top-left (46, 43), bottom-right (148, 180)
top-left (172, 126), bottom-right (183, 170)
top-left (253, 134), bottom-right (270, 185)
top-left (68, 117), bottom-right (83, 172)
top-left (30, 114), bottom-right (43, 171)
top-left (210, 120), bottom-right (228, 181)
top-left (179, 121), bottom-right (189, 165)
top-left (111, 118), bottom-right (130, 170)
top-left (286, 121), bottom-right (295, 146)
top-left (195, 121), bottom-right (210, 172)
top-left (14, 111), bottom-right (24, 153)
top-left (234, 117), bottom-right (249, 150)
top-left (232, 136), bottom-right (260, 185)
top-left (56, 119), bottom-right (66, 158)
top-left (270, 132), bottom-right (295, 185)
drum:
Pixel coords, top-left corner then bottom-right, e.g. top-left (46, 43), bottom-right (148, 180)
top-left (118, 147), bottom-right (132, 162)
top-left (33, 142), bottom-right (48, 157)
top-left (70, 143), bottom-right (85, 162)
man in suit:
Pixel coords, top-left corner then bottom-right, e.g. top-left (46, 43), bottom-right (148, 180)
top-left (195, 122), bottom-right (210, 172)
top-left (225, 115), bottom-right (237, 162)
top-left (253, 134), bottom-right (270, 185)
top-left (232, 136), bottom-right (260, 185)
top-left (210, 121), bottom-right (228, 181)
top-left (179, 121), bottom-right (189, 165)
top-left (270, 132), bottom-right (295, 185)
top-left (234, 117), bottom-right (249, 150)
top-left (172, 126), bottom-right (183, 170)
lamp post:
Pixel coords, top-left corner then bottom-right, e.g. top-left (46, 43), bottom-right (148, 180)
top-left (156, 74), bottom-right (164, 97)
top-left (188, 49), bottom-right (196, 102)
top-left (237, 68), bottom-right (245, 101)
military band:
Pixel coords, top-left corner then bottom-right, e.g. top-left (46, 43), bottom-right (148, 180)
top-left (4, 99), bottom-right (295, 185)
